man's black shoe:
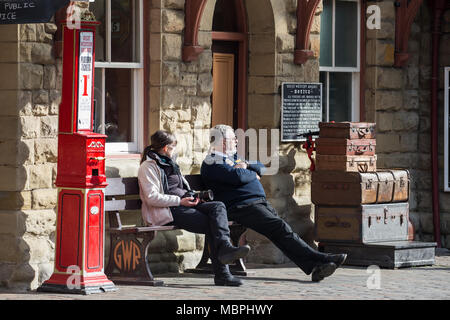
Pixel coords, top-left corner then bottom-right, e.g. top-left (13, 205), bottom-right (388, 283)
top-left (311, 262), bottom-right (337, 282)
top-left (214, 274), bottom-right (243, 286)
top-left (325, 253), bottom-right (347, 268)
top-left (218, 244), bottom-right (250, 265)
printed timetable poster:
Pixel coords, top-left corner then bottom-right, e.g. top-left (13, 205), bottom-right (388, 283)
top-left (281, 82), bottom-right (322, 142)
top-left (77, 31), bottom-right (94, 131)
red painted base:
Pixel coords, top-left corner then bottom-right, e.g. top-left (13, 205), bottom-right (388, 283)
top-left (38, 273), bottom-right (117, 295)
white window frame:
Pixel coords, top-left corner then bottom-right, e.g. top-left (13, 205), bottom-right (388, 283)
top-left (444, 67), bottom-right (450, 191)
top-left (319, 0), bottom-right (361, 122)
top-left (94, 0), bottom-right (144, 155)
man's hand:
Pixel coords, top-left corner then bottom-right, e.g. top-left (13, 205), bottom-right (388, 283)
top-left (234, 162), bottom-right (248, 169)
top-left (180, 197), bottom-right (200, 207)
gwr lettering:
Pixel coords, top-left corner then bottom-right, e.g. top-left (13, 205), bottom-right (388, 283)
top-left (113, 240), bottom-right (141, 272)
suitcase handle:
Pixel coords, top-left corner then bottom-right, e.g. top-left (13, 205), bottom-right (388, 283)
top-left (358, 163), bottom-right (369, 173)
top-left (356, 128), bottom-right (370, 138)
top-left (349, 143), bottom-right (374, 155)
top-left (354, 145), bottom-right (369, 155)
top-left (384, 207), bottom-right (388, 224)
top-left (324, 218), bottom-right (351, 229)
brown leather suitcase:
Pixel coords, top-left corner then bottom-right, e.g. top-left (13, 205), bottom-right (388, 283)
top-left (316, 138), bottom-right (376, 156)
top-left (319, 122), bottom-right (376, 139)
top-left (311, 169), bottom-right (410, 206)
top-left (314, 203), bottom-right (409, 243)
top-left (315, 155), bottom-right (377, 172)
top-left (377, 169), bottom-right (410, 202)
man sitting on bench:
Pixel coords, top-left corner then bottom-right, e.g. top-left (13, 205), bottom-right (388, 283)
top-left (138, 130), bottom-right (250, 287)
top-left (201, 124), bottom-right (347, 282)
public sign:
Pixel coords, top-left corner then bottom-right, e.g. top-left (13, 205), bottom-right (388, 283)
top-left (77, 31), bottom-right (94, 131)
top-left (0, 0), bottom-right (70, 24)
top-left (281, 82), bottom-right (322, 141)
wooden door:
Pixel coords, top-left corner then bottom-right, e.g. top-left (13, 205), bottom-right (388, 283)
top-left (212, 53), bottom-right (235, 127)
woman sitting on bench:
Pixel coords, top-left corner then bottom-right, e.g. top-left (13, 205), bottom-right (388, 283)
top-left (138, 130), bottom-right (250, 287)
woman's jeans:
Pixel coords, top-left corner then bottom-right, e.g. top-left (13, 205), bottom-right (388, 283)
top-left (170, 201), bottom-right (232, 276)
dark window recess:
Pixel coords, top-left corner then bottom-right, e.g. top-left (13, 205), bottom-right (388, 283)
top-left (212, 0), bottom-right (239, 32)
top-left (92, 169), bottom-right (99, 176)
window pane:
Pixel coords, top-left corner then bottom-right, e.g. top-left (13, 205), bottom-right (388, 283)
top-left (111, 0), bottom-right (135, 62)
top-left (105, 69), bottom-right (132, 142)
top-left (93, 69), bottom-right (104, 134)
top-left (329, 72), bottom-right (352, 122)
top-left (91, 0), bottom-right (106, 62)
top-left (319, 72), bottom-right (328, 121)
top-left (335, 0), bottom-right (358, 67)
top-left (319, 0), bottom-right (333, 67)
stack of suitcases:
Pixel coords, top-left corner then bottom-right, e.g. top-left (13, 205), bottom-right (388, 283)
top-left (311, 122), bottom-right (436, 268)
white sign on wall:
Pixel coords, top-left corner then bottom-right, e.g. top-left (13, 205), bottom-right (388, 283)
top-left (77, 31), bottom-right (94, 131)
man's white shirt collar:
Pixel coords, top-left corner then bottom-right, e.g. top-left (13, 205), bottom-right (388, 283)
top-left (211, 151), bottom-right (230, 158)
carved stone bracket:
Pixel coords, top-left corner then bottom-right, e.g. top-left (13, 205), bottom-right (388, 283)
top-left (294, 0), bottom-right (321, 65)
top-left (394, 0), bottom-right (424, 67)
top-left (183, 0), bottom-right (208, 62)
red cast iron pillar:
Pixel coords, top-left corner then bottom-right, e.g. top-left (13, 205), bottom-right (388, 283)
top-left (428, 0), bottom-right (446, 248)
top-left (294, 0), bottom-right (321, 65)
top-left (38, 19), bottom-right (116, 294)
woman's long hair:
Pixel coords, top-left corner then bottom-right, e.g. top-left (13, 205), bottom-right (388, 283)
top-left (141, 130), bottom-right (177, 164)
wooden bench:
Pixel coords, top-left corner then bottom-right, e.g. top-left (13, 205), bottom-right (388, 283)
top-left (104, 175), bottom-right (249, 286)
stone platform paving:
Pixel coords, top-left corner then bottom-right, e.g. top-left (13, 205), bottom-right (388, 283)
top-left (0, 249), bottom-right (449, 301)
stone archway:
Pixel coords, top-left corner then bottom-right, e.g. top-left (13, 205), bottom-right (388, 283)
top-left (198, 0), bottom-right (277, 130)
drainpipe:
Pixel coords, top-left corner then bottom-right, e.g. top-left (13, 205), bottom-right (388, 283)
top-left (429, 0), bottom-right (446, 248)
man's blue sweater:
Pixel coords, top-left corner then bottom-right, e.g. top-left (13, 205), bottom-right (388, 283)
top-left (201, 153), bottom-right (266, 209)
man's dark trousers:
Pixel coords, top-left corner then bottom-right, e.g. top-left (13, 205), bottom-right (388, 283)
top-left (228, 198), bottom-right (328, 275)
top-left (170, 201), bottom-right (231, 275)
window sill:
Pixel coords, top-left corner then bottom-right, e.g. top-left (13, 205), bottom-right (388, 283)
top-left (106, 153), bottom-right (141, 160)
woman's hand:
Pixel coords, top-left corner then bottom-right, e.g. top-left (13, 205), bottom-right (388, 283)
top-left (180, 197), bottom-right (200, 207)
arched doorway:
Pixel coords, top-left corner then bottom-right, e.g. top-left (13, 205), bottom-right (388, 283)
top-left (211, 0), bottom-right (247, 130)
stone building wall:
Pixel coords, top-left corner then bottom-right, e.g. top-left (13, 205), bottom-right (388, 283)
top-left (365, 0), bottom-right (450, 247)
top-left (0, 22), bottom-right (61, 290)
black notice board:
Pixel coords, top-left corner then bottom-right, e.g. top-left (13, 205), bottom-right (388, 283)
top-left (0, 0), bottom-right (70, 25)
top-left (281, 82), bottom-right (322, 142)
